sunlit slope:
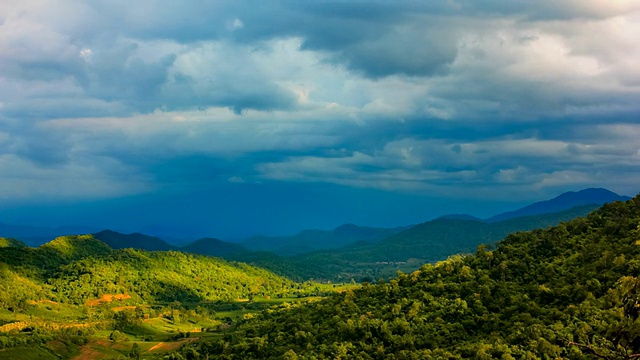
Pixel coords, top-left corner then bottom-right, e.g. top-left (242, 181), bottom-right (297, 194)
top-left (0, 235), bottom-right (301, 308)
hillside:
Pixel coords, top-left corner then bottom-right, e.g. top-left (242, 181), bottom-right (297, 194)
top-left (47, 249), bottom-right (298, 304)
top-left (0, 235), bottom-right (343, 359)
top-left (175, 195), bottom-right (640, 359)
top-left (39, 234), bottom-right (113, 262)
top-left (0, 235), bottom-right (304, 308)
top-left (93, 229), bottom-right (174, 251)
top-left (241, 224), bottom-right (407, 256)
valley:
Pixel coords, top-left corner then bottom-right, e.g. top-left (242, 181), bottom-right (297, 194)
top-left (0, 188), bottom-right (637, 359)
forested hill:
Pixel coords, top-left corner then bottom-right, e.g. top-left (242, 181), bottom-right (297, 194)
top-left (0, 235), bottom-right (302, 308)
top-left (184, 196), bottom-right (640, 359)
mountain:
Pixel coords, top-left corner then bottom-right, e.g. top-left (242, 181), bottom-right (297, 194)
top-left (436, 214), bottom-right (482, 221)
top-left (241, 224), bottom-right (408, 256)
top-left (93, 229), bottom-right (174, 251)
top-left (181, 237), bottom-right (250, 257)
top-left (39, 234), bottom-right (113, 262)
top-left (486, 187), bottom-right (630, 222)
top-left (0, 235), bottom-right (114, 276)
top-left (187, 195), bottom-right (640, 359)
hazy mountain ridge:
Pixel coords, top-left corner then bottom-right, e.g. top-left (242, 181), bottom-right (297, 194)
top-left (241, 224), bottom-right (409, 256)
top-left (93, 229), bottom-right (175, 251)
top-left (486, 187), bottom-right (630, 222)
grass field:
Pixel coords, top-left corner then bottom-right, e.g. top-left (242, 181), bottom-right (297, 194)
top-left (0, 346), bottom-right (59, 359)
top-left (0, 288), bottom-right (357, 359)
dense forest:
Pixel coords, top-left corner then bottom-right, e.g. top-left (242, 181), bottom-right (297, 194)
top-left (162, 195), bottom-right (640, 359)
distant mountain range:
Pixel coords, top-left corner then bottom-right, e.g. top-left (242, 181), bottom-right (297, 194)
top-left (0, 188), bottom-right (632, 267)
top-left (484, 188), bottom-right (630, 222)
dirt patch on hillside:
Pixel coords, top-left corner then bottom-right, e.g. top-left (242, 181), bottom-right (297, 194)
top-left (147, 338), bottom-right (199, 352)
top-left (110, 305), bottom-right (138, 311)
top-left (72, 340), bottom-right (130, 360)
top-left (73, 344), bottom-right (108, 360)
top-left (87, 294), bottom-right (131, 306)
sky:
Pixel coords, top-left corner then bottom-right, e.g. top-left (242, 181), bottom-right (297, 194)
top-left (0, 1), bottom-right (639, 240)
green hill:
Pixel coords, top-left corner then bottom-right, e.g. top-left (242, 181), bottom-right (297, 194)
top-left (39, 234), bottom-right (113, 261)
top-left (177, 196), bottom-right (640, 359)
top-left (0, 235), bottom-right (303, 308)
top-left (47, 248), bottom-right (298, 304)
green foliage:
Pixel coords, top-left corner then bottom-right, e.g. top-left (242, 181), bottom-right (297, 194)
top-left (181, 197), bottom-right (640, 359)
top-left (129, 342), bottom-right (141, 359)
top-left (47, 249), bottom-right (301, 304)
top-left (109, 330), bottom-right (127, 342)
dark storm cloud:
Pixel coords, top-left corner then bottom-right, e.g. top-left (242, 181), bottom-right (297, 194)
top-left (0, 0), bottom-right (639, 215)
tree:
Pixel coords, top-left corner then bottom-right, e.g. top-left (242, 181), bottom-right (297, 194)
top-left (129, 342), bottom-right (140, 360)
top-left (109, 330), bottom-right (127, 342)
top-left (569, 276), bottom-right (640, 359)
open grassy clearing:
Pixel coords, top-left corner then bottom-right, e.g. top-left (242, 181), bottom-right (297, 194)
top-left (0, 346), bottom-right (59, 359)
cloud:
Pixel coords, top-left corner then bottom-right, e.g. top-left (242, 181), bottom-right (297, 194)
top-left (0, 0), bottom-right (639, 208)
top-left (257, 128), bottom-right (640, 199)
